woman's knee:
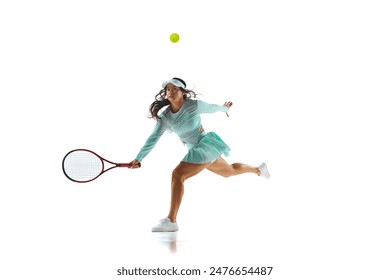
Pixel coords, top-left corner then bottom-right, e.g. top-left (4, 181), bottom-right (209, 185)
top-left (172, 167), bottom-right (185, 183)
top-left (172, 162), bottom-right (209, 183)
top-left (215, 166), bottom-right (234, 178)
top-left (222, 164), bottom-right (239, 177)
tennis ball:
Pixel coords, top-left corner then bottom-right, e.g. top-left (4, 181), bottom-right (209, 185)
top-left (170, 33), bottom-right (180, 43)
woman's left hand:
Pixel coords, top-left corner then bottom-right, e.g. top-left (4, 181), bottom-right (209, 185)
top-left (224, 101), bottom-right (233, 117)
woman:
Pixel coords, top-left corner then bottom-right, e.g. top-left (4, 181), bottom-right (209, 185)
top-left (129, 77), bottom-right (270, 232)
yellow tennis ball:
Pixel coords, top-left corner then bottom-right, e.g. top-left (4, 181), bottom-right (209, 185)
top-left (170, 33), bottom-right (180, 43)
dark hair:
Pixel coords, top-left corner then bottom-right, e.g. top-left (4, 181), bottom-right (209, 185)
top-left (148, 78), bottom-right (196, 121)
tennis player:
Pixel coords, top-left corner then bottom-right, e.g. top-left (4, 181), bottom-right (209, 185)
top-left (129, 78), bottom-right (270, 232)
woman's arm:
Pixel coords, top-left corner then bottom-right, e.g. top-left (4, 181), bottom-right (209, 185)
top-left (129, 121), bottom-right (167, 167)
top-left (197, 99), bottom-right (233, 116)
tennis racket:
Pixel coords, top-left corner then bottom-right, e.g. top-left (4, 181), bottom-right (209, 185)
top-left (62, 149), bottom-right (139, 183)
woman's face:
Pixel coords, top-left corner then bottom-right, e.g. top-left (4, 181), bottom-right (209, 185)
top-left (166, 84), bottom-right (183, 103)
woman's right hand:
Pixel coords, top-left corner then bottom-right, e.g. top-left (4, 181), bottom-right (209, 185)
top-left (129, 159), bottom-right (141, 169)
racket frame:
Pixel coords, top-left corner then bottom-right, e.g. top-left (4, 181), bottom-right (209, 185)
top-left (62, 149), bottom-right (135, 183)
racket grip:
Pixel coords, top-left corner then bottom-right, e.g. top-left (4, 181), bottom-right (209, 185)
top-left (118, 162), bottom-right (141, 168)
top-left (118, 163), bottom-right (132, 168)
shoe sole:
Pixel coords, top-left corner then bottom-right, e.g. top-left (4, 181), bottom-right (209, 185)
top-left (151, 228), bottom-right (178, 232)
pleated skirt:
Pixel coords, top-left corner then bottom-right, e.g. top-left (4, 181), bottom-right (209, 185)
top-left (182, 131), bottom-right (230, 164)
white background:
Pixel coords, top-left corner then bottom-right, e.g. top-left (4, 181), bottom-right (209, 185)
top-left (1, 0), bottom-right (389, 279)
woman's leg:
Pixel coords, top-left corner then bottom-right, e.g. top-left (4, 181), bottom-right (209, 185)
top-left (168, 161), bottom-right (210, 222)
top-left (207, 157), bottom-right (260, 177)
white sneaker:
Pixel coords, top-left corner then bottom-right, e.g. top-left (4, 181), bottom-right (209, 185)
top-left (151, 218), bottom-right (179, 232)
top-left (258, 162), bottom-right (270, 179)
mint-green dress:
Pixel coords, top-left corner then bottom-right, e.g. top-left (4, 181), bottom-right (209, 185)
top-left (135, 99), bottom-right (230, 164)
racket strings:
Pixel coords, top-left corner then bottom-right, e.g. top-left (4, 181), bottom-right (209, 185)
top-left (63, 151), bottom-right (103, 182)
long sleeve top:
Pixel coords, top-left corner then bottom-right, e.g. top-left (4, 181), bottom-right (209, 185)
top-left (135, 99), bottom-right (228, 162)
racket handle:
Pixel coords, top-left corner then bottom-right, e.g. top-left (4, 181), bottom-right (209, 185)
top-left (118, 162), bottom-right (141, 168)
top-left (117, 163), bottom-right (132, 168)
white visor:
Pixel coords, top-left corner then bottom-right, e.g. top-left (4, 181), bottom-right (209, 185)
top-left (162, 79), bottom-right (185, 89)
